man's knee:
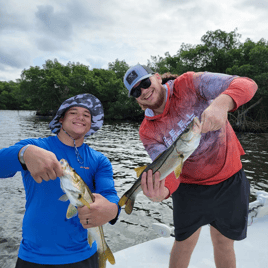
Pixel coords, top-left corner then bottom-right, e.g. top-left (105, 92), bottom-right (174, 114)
top-left (174, 228), bottom-right (201, 252)
top-left (210, 226), bottom-right (234, 250)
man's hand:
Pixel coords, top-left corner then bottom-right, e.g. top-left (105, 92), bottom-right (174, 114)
top-left (21, 145), bottom-right (63, 183)
top-left (77, 194), bottom-right (118, 228)
top-left (201, 94), bottom-right (235, 133)
top-left (141, 170), bottom-right (169, 202)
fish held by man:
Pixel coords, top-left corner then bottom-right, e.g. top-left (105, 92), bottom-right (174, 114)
top-left (119, 117), bottom-right (202, 215)
top-left (59, 159), bottom-right (115, 268)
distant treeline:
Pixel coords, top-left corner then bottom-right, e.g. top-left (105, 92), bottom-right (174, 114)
top-left (1, 29), bottom-right (268, 131)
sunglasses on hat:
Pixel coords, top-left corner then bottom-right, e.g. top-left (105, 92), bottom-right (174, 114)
top-left (130, 77), bottom-right (152, 98)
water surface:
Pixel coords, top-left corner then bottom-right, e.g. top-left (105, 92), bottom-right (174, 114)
top-left (0, 110), bottom-right (267, 268)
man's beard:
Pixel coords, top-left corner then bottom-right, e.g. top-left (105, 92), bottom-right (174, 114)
top-left (140, 86), bottom-right (166, 111)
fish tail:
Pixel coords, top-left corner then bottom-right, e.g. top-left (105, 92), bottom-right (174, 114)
top-left (118, 194), bottom-right (128, 207)
top-left (105, 246), bottom-right (116, 265)
top-left (125, 196), bottom-right (136, 215)
top-left (98, 247), bottom-right (116, 267)
top-left (118, 191), bottom-right (136, 215)
top-left (119, 184), bottom-right (141, 214)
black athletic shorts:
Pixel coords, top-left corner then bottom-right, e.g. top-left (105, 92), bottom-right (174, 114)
top-left (15, 252), bottom-right (98, 268)
top-left (172, 168), bottom-right (250, 241)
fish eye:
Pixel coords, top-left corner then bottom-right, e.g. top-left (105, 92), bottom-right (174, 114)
top-left (185, 126), bottom-right (190, 132)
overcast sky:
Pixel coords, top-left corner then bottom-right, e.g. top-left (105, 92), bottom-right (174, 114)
top-left (1, 0), bottom-right (267, 82)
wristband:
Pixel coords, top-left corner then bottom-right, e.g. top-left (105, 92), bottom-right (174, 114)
top-left (19, 144), bottom-right (31, 164)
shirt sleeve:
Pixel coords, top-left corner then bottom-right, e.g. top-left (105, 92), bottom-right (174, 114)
top-left (94, 154), bottom-right (120, 224)
top-left (0, 141), bottom-right (31, 178)
top-left (195, 72), bottom-right (258, 111)
top-left (164, 172), bottom-right (181, 198)
top-left (195, 72), bottom-right (237, 100)
top-left (221, 77), bottom-right (258, 111)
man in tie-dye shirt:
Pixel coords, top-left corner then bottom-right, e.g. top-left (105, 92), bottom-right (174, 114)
top-left (123, 65), bottom-right (258, 268)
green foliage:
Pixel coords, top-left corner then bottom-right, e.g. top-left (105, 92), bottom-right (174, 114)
top-left (148, 29), bottom-right (268, 122)
top-left (108, 59), bottom-right (129, 80)
top-left (1, 29), bottom-right (268, 124)
top-left (16, 58), bottom-right (143, 120)
top-left (149, 28), bottom-right (242, 74)
top-left (0, 81), bottom-right (22, 110)
top-left (226, 38), bottom-right (268, 99)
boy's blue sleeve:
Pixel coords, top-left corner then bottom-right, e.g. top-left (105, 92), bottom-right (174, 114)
top-left (94, 154), bottom-right (121, 224)
top-left (0, 141), bottom-right (29, 178)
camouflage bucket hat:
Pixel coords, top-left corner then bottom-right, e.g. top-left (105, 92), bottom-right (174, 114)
top-left (49, 93), bottom-right (104, 137)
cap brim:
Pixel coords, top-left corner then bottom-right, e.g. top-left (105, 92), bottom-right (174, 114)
top-left (128, 74), bottom-right (153, 97)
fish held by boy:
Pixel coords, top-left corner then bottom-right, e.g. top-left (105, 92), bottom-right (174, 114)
top-left (119, 117), bottom-right (202, 214)
top-left (59, 159), bottom-right (115, 268)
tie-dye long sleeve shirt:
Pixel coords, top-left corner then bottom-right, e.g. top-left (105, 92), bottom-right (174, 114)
top-left (139, 72), bottom-right (257, 195)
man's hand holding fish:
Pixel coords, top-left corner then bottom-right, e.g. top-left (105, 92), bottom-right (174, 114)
top-left (141, 170), bottom-right (169, 202)
top-left (123, 65), bottom-right (258, 268)
top-left (200, 93), bottom-right (235, 133)
top-left (140, 93), bottom-right (235, 203)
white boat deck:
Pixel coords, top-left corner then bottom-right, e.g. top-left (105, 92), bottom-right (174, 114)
top-left (108, 214), bottom-right (268, 268)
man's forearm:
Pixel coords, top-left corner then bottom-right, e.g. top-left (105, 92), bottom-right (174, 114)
top-left (212, 94), bottom-right (235, 112)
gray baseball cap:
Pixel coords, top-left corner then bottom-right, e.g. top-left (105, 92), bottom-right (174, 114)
top-left (123, 64), bottom-right (154, 96)
top-left (49, 93), bottom-right (104, 137)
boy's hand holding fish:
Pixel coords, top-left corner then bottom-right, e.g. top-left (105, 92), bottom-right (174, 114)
top-left (59, 159), bottom-right (116, 267)
top-left (19, 145), bottom-right (63, 183)
top-left (78, 194), bottom-right (118, 228)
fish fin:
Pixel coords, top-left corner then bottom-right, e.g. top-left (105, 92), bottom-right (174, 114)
top-left (59, 194), bottom-right (69, 202)
top-left (134, 165), bottom-right (147, 177)
top-left (118, 195), bottom-right (128, 207)
top-left (105, 245), bottom-right (116, 265)
top-left (66, 204), bottom-right (77, 219)
top-left (119, 184), bottom-right (141, 214)
top-left (125, 197), bottom-right (135, 215)
top-left (118, 193), bottom-right (135, 214)
top-left (87, 233), bottom-right (95, 247)
top-left (174, 156), bottom-right (184, 179)
top-left (78, 196), bottom-right (91, 209)
top-left (97, 246), bottom-right (116, 267)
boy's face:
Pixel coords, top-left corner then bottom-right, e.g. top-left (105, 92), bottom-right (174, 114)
top-left (60, 107), bottom-right (91, 138)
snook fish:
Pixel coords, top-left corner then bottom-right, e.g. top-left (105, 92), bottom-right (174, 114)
top-left (59, 159), bottom-right (115, 268)
top-left (119, 117), bottom-right (202, 214)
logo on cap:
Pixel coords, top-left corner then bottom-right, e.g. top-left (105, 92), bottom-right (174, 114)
top-left (126, 70), bottom-right (138, 85)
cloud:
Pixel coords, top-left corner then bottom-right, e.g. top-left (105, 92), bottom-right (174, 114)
top-left (0, 48), bottom-right (30, 69)
top-left (0, 3), bottom-right (29, 32)
top-left (0, 0), bottom-right (267, 81)
top-left (35, 5), bottom-right (73, 40)
top-left (241, 0), bottom-right (268, 9)
top-left (35, 37), bottom-right (66, 52)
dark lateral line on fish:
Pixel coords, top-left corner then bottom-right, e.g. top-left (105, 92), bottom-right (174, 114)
top-left (78, 194), bottom-right (91, 209)
top-left (122, 122), bottom-right (193, 205)
top-left (144, 139), bottom-right (178, 176)
top-left (127, 144), bottom-right (182, 200)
